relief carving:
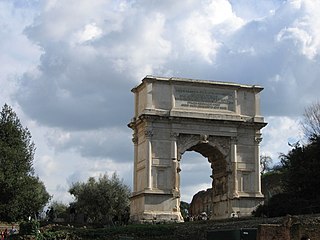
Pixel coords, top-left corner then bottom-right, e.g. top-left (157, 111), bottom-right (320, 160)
top-left (177, 134), bottom-right (231, 158)
top-left (177, 134), bottom-right (200, 156)
top-left (200, 134), bottom-right (209, 143)
top-left (210, 136), bottom-right (230, 156)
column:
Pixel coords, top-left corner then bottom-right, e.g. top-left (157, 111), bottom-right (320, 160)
top-left (132, 133), bottom-right (138, 192)
top-left (145, 130), bottom-right (153, 190)
top-left (170, 132), bottom-right (179, 191)
top-left (254, 135), bottom-right (263, 194)
top-left (231, 136), bottom-right (239, 197)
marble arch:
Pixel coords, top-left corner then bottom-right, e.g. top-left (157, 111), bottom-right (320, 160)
top-left (128, 76), bottom-right (267, 222)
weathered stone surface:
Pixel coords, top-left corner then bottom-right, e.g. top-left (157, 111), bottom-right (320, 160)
top-left (128, 76), bottom-right (267, 223)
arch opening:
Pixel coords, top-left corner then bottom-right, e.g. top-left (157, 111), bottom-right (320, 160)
top-left (180, 143), bottom-right (228, 220)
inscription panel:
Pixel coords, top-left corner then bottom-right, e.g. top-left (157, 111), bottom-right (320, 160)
top-left (174, 86), bottom-right (235, 111)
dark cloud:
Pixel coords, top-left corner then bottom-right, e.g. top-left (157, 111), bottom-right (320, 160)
top-left (46, 127), bottom-right (133, 163)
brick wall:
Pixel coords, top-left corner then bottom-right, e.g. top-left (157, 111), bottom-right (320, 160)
top-left (257, 224), bottom-right (290, 240)
top-left (290, 223), bottom-right (320, 240)
top-left (257, 217), bottom-right (320, 240)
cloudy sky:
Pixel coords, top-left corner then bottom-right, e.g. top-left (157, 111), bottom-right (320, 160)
top-left (1, 0), bottom-right (319, 204)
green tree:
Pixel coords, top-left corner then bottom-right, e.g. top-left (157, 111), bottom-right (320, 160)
top-left (0, 104), bottom-right (50, 221)
top-left (69, 173), bottom-right (130, 224)
top-left (280, 136), bottom-right (320, 201)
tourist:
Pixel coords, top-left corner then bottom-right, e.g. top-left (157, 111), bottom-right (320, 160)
top-left (9, 225), bottom-right (17, 235)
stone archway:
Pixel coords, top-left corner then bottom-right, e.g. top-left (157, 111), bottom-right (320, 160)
top-left (128, 76), bottom-right (267, 223)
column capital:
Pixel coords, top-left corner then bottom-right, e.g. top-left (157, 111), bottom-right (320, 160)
top-left (132, 136), bottom-right (138, 144)
top-left (144, 130), bottom-right (154, 138)
top-left (231, 136), bottom-right (238, 144)
top-left (255, 137), bottom-right (263, 144)
top-left (170, 131), bottom-right (179, 139)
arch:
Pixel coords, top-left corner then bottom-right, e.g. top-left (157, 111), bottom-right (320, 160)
top-left (128, 76), bottom-right (267, 223)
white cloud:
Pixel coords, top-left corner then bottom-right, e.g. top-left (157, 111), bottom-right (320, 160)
top-left (276, 0), bottom-right (320, 59)
top-left (75, 23), bottom-right (103, 44)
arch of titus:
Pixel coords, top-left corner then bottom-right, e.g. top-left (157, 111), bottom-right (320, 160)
top-left (128, 76), bottom-right (267, 222)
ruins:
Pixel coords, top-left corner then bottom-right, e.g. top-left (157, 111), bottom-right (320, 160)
top-left (128, 76), bottom-right (267, 222)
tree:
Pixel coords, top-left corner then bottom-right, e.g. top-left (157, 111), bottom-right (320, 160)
top-left (0, 104), bottom-right (50, 221)
top-left (260, 154), bottom-right (273, 174)
top-left (301, 101), bottom-right (320, 140)
top-left (280, 136), bottom-right (320, 201)
top-left (180, 201), bottom-right (190, 220)
top-left (255, 136), bottom-right (320, 217)
top-left (47, 201), bottom-right (69, 220)
top-left (260, 165), bottom-right (283, 202)
top-left (254, 102), bottom-right (320, 217)
top-left (69, 173), bottom-right (130, 224)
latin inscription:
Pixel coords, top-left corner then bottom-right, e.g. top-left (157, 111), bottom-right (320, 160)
top-left (175, 86), bottom-right (234, 111)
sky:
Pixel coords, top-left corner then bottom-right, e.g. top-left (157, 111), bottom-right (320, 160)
top-left (1, 0), bottom-right (319, 204)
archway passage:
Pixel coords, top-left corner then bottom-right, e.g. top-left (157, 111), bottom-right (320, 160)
top-left (179, 150), bottom-right (212, 219)
top-left (128, 76), bottom-right (267, 223)
top-left (183, 143), bottom-right (226, 220)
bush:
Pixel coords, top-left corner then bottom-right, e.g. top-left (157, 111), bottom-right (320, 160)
top-left (19, 219), bottom-right (43, 238)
